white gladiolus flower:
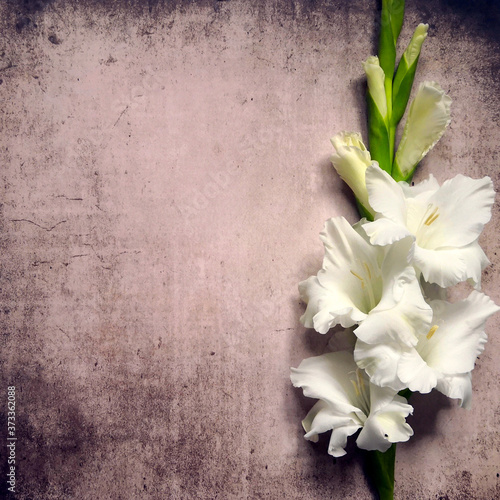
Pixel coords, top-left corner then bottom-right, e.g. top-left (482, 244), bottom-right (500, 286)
top-left (330, 132), bottom-right (375, 214)
top-left (299, 216), bottom-right (432, 347)
top-left (362, 165), bottom-right (495, 288)
top-left (290, 351), bottom-right (414, 457)
top-left (393, 81), bottom-right (451, 180)
top-left (354, 291), bottom-right (500, 408)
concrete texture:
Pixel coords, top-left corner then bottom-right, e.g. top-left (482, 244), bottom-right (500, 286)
top-left (0, 0), bottom-right (499, 498)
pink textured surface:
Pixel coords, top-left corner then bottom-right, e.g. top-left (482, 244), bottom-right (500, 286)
top-left (1, 1), bottom-right (499, 498)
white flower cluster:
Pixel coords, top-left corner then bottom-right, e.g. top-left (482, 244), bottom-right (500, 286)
top-left (291, 137), bottom-right (498, 457)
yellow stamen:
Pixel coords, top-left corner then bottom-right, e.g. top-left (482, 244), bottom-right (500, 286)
top-left (350, 379), bottom-right (360, 397)
top-left (350, 270), bottom-right (365, 289)
top-left (426, 325), bottom-right (439, 340)
top-left (426, 213), bottom-right (440, 225)
top-left (356, 369), bottom-right (365, 392)
top-left (424, 207), bottom-right (439, 226)
top-left (363, 262), bottom-right (372, 280)
top-left (350, 270), bottom-right (364, 281)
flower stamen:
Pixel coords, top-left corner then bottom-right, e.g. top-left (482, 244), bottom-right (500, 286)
top-left (363, 262), bottom-right (372, 280)
top-left (350, 379), bottom-right (361, 397)
top-left (350, 270), bottom-right (364, 281)
top-left (424, 207), bottom-right (439, 226)
top-left (351, 263), bottom-right (379, 311)
top-left (356, 368), bottom-right (366, 392)
top-left (426, 325), bottom-right (439, 339)
top-left (355, 368), bottom-right (370, 415)
top-left (350, 270), bottom-right (366, 289)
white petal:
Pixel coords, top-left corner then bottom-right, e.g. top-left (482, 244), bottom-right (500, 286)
top-left (400, 174), bottom-right (440, 199)
top-left (397, 349), bottom-right (438, 393)
top-left (300, 217), bottom-right (396, 334)
top-left (299, 273), bottom-right (369, 334)
top-left (413, 242), bottom-right (489, 288)
top-left (320, 216), bottom-right (380, 261)
top-left (290, 351), bottom-right (363, 416)
top-left (319, 217), bottom-right (383, 315)
top-left (328, 423), bottom-right (364, 457)
top-left (302, 400), bottom-right (355, 443)
top-left (420, 291), bottom-right (499, 375)
top-left (302, 402), bottom-right (364, 457)
top-left (395, 81), bottom-right (451, 178)
top-left (365, 164), bottom-right (407, 225)
top-left (298, 275), bottom-right (364, 334)
top-left (417, 175), bottom-right (495, 249)
top-left (436, 373), bottom-right (472, 409)
top-left (355, 242), bottom-right (432, 347)
top-left (369, 383), bottom-right (407, 414)
top-left (356, 386), bottom-right (413, 451)
top-left (354, 340), bottom-right (405, 391)
top-left (379, 236), bottom-right (415, 283)
top-left (463, 241), bottom-right (490, 289)
top-left (302, 401), bottom-right (323, 442)
top-left (354, 304), bottom-right (421, 347)
top-left (363, 217), bottom-right (413, 246)
top-left (299, 276), bottom-right (323, 330)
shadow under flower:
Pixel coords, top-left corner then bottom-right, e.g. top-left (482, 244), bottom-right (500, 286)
top-left (405, 389), bottom-right (453, 443)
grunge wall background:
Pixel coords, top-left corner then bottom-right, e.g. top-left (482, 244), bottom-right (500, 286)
top-left (1, 0), bottom-right (499, 498)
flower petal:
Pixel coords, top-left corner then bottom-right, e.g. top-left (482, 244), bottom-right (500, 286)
top-left (299, 276), bottom-right (364, 333)
top-left (328, 423), bottom-right (364, 457)
top-left (365, 165), bottom-right (407, 226)
top-left (421, 291), bottom-right (499, 375)
top-left (356, 385), bottom-right (413, 451)
top-left (417, 175), bottom-right (495, 249)
top-left (413, 241), bottom-right (490, 288)
top-left (400, 174), bottom-right (440, 199)
top-left (354, 302), bottom-right (421, 347)
top-left (354, 340), bottom-right (405, 391)
top-left (299, 217), bottom-right (384, 332)
top-left (394, 81), bottom-right (451, 179)
top-left (302, 400), bottom-right (356, 444)
top-left (290, 351), bottom-right (363, 416)
top-left (397, 348), bottom-right (438, 393)
top-left (362, 217), bottom-right (413, 246)
top-left (355, 240), bottom-right (432, 347)
top-left (436, 373), bottom-right (472, 409)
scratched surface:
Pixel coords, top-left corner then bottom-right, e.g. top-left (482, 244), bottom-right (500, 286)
top-left (0, 0), bottom-right (499, 498)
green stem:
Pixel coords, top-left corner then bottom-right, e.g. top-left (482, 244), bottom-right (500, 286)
top-left (389, 122), bottom-right (396, 174)
top-left (385, 78), bottom-right (395, 175)
top-left (364, 390), bottom-right (412, 499)
top-left (365, 445), bottom-right (396, 500)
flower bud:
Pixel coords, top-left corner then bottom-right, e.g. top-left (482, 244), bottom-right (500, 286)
top-left (363, 56), bottom-right (388, 119)
top-left (393, 81), bottom-right (451, 181)
top-left (392, 23), bottom-right (429, 126)
top-left (330, 132), bottom-right (375, 216)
